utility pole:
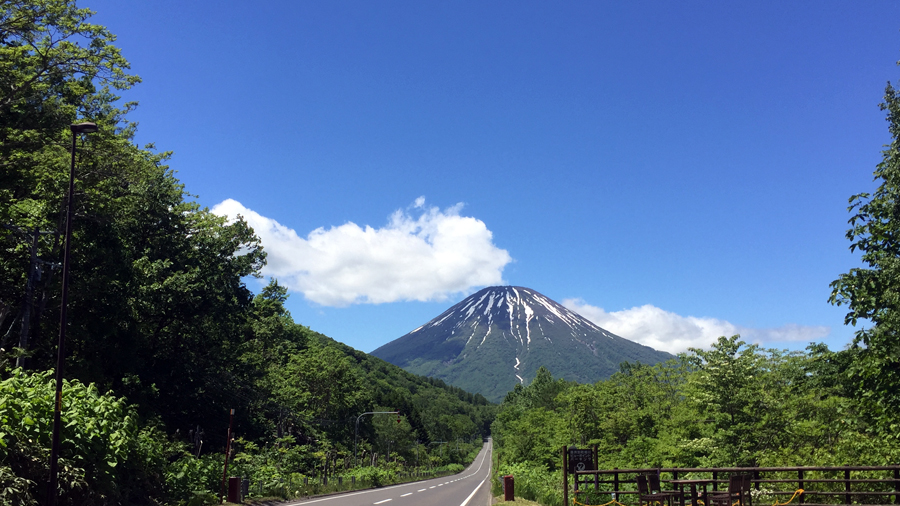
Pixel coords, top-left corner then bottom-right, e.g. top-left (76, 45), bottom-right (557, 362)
top-left (219, 409), bottom-right (235, 501)
top-left (1, 224), bottom-right (56, 369)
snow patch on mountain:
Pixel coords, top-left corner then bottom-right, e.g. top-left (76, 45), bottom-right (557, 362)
top-left (369, 285), bottom-right (676, 403)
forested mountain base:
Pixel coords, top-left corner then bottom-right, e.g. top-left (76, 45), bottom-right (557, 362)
top-left (0, 1), bottom-right (494, 504)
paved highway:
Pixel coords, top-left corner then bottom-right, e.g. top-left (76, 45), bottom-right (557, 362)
top-left (284, 441), bottom-right (493, 506)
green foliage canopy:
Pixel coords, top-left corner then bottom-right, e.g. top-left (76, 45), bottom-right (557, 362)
top-left (493, 338), bottom-right (900, 474)
top-left (830, 78), bottom-right (900, 433)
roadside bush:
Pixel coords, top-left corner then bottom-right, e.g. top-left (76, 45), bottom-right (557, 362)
top-left (164, 453), bottom-right (223, 504)
top-left (434, 463), bottom-right (465, 475)
top-left (495, 462), bottom-right (563, 506)
top-left (0, 369), bottom-right (170, 505)
top-left (345, 466), bottom-right (397, 487)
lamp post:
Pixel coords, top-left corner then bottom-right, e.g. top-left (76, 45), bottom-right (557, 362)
top-left (354, 411), bottom-right (399, 467)
top-left (409, 440), bottom-right (420, 469)
top-left (47, 122), bottom-right (98, 505)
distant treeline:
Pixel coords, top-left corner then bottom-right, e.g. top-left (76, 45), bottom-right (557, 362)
top-left (491, 337), bottom-right (900, 505)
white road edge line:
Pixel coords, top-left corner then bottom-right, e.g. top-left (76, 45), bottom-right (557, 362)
top-left (459, 477), bottom-right (487, 506)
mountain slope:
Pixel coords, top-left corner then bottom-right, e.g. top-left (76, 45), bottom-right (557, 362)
top-left (371, 286), bottom-right (673, 402)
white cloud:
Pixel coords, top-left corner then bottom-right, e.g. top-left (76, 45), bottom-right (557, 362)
top-left (561, 299), bottom-right (830, 354)
top-left (211, 198), bottom-right (512, 306)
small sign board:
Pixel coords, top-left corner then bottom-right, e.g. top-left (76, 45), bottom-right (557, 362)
top-left (567, 448), bottom-right (594, 473)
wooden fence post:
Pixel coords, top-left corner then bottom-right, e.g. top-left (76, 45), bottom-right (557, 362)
top-left (563, 447), bottom-right (569, 506)
top-left (893, 467), bottom-right (899, 505)
top-left (845, 468), bottom-right (851, 506)
top-left (614, 468), bottom-right (619, 503)
top-left (593, 445), bottom-right (599, 491)
top-left (798, 469), bottom-right (805, 505)
top-left (713, 471), bottom-right (718, 492)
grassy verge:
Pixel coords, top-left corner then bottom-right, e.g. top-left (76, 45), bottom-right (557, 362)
top-left (493, 497), bottom-right (544, 506)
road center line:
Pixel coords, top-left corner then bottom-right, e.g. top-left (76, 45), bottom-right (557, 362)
top-left (374, 500), bottom-right (392, 504)
top-left (401, 493), bottom-right (412, 497)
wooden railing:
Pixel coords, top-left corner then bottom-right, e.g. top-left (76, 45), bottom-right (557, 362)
top-left (568, 466), bottom-right (900, 506)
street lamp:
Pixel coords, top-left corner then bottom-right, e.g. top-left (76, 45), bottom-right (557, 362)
top-left (47, 122), bottom-right (98, 505)
top-left (409, 440), bottom-right (420, 469)
top-left (354, 411), bottom-right (399, 467)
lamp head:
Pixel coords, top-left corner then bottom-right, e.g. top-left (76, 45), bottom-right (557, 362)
top-left (70, 122), bottom-right (99, 134)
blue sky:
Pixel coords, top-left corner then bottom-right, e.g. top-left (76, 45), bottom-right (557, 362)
top-left (87, 1), bottom-right (900, 354)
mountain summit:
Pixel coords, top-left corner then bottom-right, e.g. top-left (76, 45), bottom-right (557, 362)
top-left (371, 286), bottom-right (673, 402)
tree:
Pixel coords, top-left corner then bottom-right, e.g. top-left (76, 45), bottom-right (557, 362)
top-left (269, 339), bottom-right (367, 442)
top-left (502, 407), bottom-right (566, 470)
top-left (0, 0), bottom-right (138, 115)
top-left (687, 336), bottom-right (761, 426)
top-left (0, 0), bottom-right (270, 439)
top-left (829, 77), bottom-right (900, 434)
top-left (0, 0), bottom-right (139, 353)
top-left (685, 336), bottom-right (764, 465)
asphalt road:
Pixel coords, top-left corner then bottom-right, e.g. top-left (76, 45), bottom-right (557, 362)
top-left (284, 441), bottom-right (493, 506)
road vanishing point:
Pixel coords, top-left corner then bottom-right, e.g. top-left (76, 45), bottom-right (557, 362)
top-left (284, 441), bottom-right (493, 506)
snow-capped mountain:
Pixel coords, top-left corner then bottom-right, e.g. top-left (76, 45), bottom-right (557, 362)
top-left (371, 286), bottom-right (673, 402)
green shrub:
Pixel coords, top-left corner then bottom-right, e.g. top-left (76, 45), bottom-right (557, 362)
top-left (0, 369), bottom-right (170, 505)
top-left (434, 463), bottom-right (465, 474)
top-left (574, 488), bottom-right (611, 506)
top-left (165, 453), bottom-right (223, 503)
top-left (495, 462), bottom-right (563, 506)
top-left (345, 466), bottom-right (397, 487)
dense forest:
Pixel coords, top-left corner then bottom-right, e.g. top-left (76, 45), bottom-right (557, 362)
top-left (492, 338), bottom-right (900, 505)
top-left (0, 2), bottom-right (494, 504)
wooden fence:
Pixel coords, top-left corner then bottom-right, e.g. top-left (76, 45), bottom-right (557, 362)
top-left (566, 465), bottom-right (900, 506)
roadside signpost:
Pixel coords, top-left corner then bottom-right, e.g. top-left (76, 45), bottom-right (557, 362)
top-left (564, 446), bottom-right (597, 506)
top-left (568, 448), bottom-right (594, 473)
